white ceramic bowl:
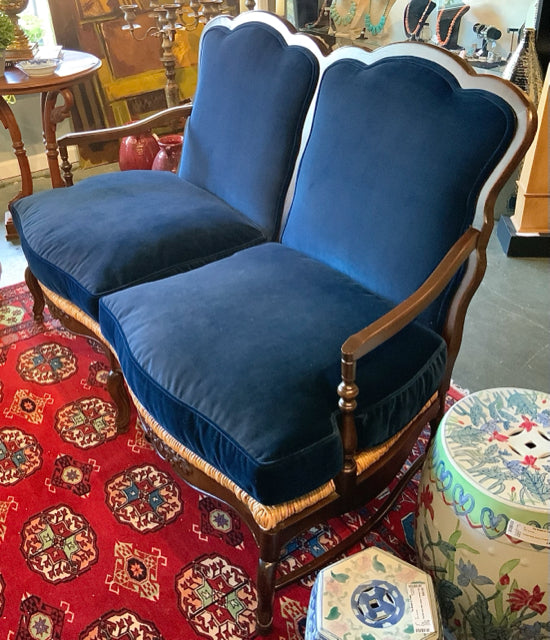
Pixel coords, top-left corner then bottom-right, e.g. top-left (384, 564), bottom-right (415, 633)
top-left (16, 58), bottom-right (59, 77)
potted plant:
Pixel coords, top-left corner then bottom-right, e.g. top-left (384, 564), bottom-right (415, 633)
top-left (0, 11), bottom-right (15, 74)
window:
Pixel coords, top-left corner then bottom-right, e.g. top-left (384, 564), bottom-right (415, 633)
top-left (21, 0), bottom-right (56, 47)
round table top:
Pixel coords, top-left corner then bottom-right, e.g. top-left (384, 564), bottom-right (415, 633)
top-left (0, 50), bottom-right (101, 95)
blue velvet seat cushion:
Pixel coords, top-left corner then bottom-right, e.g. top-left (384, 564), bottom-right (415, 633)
top-left (99, 243), bottom-right (446, 505)
top-left (11, 170), bottom-right (266, 320)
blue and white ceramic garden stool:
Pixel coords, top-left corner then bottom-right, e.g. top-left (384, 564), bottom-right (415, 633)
top-left (415, 388), bottom-right (550, 640)
top-left (305, 546), bottom-right (442, 639)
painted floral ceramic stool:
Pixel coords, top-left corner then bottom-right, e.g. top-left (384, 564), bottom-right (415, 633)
top-left (415, 388), bottom-right (550, 640)
top-left (305, 547), bottom-right (441, 639)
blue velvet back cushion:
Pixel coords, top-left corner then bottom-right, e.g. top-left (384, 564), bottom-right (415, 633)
top-left (282, 56), bottom-right (515, 330)
top-left (178, 21), bottom-right (319, 239)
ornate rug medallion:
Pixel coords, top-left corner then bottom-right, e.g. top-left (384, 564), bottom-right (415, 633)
top-left (20, 504), bottom-right (98, 583)
top-left (176, 553), bottom-right (257, 640)
top-left (17, 595), bottom-right (65, 640)
top-left (5, 389), bottom-right (53, 424)
top-left (106, 541), bottom-right (166, 602)
top-left (79, 608), bottom-right (163, 640)
top-left (50, 454), bottom-right (93, 496)
top-left (0, 283), bottom-right (57, 362)
top-left (85, 360), bottom-right (109, 389)
top-left (278, 523), bottom-right (341, 584)
top-left (16, 342), bottom-right (77, 385)
top-left (104, 463), bottom-right (183, 533)
top-left (198, 496), bottom-right (244, 547)
top-left (0, 427), bottom-right (42, 485)
top-left (0, 304), bottom-right (25, 328)
top-left (55, 397), bottom-right (117, 448)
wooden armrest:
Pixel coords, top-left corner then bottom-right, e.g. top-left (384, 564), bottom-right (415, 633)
top-left (342, 227), bottom-right (480, 362)
top-left (57, 103), bottom-right (193, 151)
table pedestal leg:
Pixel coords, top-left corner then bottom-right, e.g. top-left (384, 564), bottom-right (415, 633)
top-left (42, 88), bottom-right (75, 189)
top-left (0, 96), bottom-right (33, 240)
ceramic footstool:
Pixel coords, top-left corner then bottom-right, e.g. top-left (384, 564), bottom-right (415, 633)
top-left (415, 387), bottom-right (550, 640)
top-left (305, 546), bottom-right (441, 639)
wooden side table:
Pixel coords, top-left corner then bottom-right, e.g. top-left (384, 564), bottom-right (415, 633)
top-left (0, 50), bottom-right (101, 240)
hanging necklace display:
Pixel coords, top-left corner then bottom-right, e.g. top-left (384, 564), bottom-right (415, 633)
top-left (364, 0), bottom-right (392, 35)
top-left (404, 0), bottom-right (435, 40)
top-left (435, 3), bottom-right (469, 48)
top-left (329, 0), bottom-right (357, 26)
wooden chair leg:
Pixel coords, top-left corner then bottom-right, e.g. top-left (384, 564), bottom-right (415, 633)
top-left (428, 386), bottom-right (449, 445)
top-left (23, 269), bottom-right (132, 433)
top-left (106, 358), bottom-right (132, 434)
top-left (93, 341), bottom-right (132, 434)
top-left (24, 267), bottom-right (45, 322)
top-left (256, 555), bottom-right (278, 635)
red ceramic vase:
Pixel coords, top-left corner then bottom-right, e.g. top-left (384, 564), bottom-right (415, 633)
top-left (119, 130), bottom-right (160, 171)
top-left (151, 134), bottom-right (184, 173)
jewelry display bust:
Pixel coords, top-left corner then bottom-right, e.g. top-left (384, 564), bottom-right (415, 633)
top-left (435, 1), bottom-right (470, 50)
top-left (355, 0), bottom-right (399, 43)
top-left (325, 0), bottom-right (363, 39)
top-left (329, 0), bottom-right (357, 26)
top-left (404, 0), bottom-right (436, 41)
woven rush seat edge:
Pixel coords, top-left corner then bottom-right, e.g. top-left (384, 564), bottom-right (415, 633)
top-left (40, 281), bottom-right (103, 338)
top-left (127, 385), bottom-right (437, 531)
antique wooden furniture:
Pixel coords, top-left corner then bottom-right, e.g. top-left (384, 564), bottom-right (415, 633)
top-left (96, 28), bottom-right (535, 634)
top-left (55, 104), bottom-right (191, 186)
top-left (10, 13), bottom-right (325, 429)
top-left (0, 50), bottom-right (100, 239)
top-left (12, 11), bottom-right (536, 636)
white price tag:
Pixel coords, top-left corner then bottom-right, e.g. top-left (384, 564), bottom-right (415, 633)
top-left (407, 581), bottom-right (435, 635)
top-left (506, 519), bottom-right (550, 547)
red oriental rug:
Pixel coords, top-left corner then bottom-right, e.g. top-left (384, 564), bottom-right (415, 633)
top-left (0, 282), bottom-right (464, 639)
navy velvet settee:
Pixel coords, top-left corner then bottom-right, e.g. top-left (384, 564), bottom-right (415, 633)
top-left (11, 11), bottom-right (536, 636)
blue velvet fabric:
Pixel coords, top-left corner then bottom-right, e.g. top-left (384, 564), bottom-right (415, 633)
top-left (10, 18), bottom-right (320, 320)
top-left (11, 171), bottom-right (265, 319)
top-left (99, 243), bottom-right (446, 505)
top-left (282, 56), bottom-right (516, 331)
top-left (178, 21), bottom-right (320, 237)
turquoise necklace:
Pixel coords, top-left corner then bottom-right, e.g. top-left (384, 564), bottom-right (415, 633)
top-left (330, 0), bottom-right (357, 26)
top-left (364, 0), bottom-right (392, 34)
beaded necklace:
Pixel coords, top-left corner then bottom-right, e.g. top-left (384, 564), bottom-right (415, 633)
top-left (364, 0), bottom-right (392, 34)
top-left (404, 0), bottom-right (433, 38)
top-left (329, 0), bottom-right (357, 26)
top-left (435, 4), bottom-right (468, 46)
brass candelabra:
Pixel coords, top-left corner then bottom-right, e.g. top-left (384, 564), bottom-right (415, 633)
top-left (120, 1), bottom-right (224, 107)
